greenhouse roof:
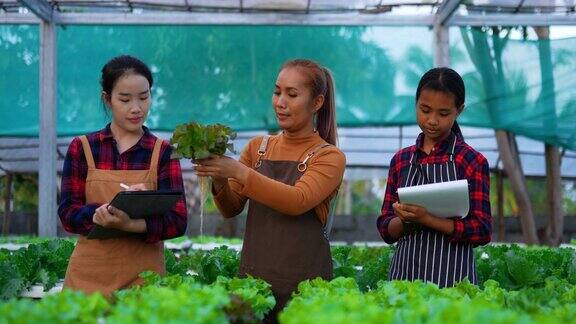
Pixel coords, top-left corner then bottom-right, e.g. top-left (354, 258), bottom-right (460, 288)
top-left (1, 0), bottom-right (575, 26)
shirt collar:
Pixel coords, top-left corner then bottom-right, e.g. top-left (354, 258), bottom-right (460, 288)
top-left (415, 131), bottom-right (457, 156)
top-left (97, 123), bottom-right (156, 150)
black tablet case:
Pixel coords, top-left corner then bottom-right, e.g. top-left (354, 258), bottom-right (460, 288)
top-left (87, 190), bottom-right (183, 239)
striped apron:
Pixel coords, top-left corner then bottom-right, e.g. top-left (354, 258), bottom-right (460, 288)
top-left (388, 135), bottom-right (477, 288)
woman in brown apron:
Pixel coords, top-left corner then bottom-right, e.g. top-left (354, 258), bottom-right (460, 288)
top-left (196, 59), bottom-right (345, 322)
top-left (58, 55), bottom-right (187, 296)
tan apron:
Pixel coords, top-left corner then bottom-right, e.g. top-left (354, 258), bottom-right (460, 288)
top-left (63, 135), bottom-right (165, 296)
top-left (239, 136), bottom-right (333, 323)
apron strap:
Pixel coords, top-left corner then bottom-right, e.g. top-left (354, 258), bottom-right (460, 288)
top-left (79, 136), bottom-right (96, 169)
top-left (149, 139), bottom-right (163, 171)
top-left (254, 135), bottom-right (270, 169)
top-left (298, 143), bottom-right (331, 172)
top-left (324, 187), bottom-right (339, 238)
top-left (448, 133), bottom-right (457, 162)
top-left (409, 151), bottom-right (417, 165)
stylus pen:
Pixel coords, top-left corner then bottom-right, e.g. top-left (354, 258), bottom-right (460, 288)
top-left (120, 183), bottom-right (130, 190)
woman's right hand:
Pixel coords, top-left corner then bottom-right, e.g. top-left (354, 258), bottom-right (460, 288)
top-left (194, 155), bottom-right (250, 185)
top-left (93, 204), bottom-right (130, 229)
top-left (93, 204), bottom-right (146, 233)
top-left (126, 183), bottom-right (147, 191)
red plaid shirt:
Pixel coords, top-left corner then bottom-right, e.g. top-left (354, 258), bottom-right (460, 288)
top-left (377, 133), bottom-right (492, 247)
top-left (58, 124), bottom-right (187, 243)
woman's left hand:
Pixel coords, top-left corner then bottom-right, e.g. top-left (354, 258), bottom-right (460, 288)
top-left (194, 155), bottom-right (250, 184)
top-left (93, 204), bottom-right (132, 230)
top-left (126, 183), bottom-right (147, 191)
top-left (393, 202), bottom-right (432, 224)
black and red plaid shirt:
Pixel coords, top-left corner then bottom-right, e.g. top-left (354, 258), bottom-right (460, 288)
top-left (58, 124), bottom-right (187, 243)
top-left (377, 133), bottom-right (492, 247)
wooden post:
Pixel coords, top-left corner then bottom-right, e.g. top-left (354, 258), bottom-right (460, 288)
top-left (344, 180), bottom-right (352, 215)
top-left (494, 130), bottom-right (539, 244)
top-left (496, 170), bottom-right (505, 241)
top-left (2, 173), bottom-right (13, 235)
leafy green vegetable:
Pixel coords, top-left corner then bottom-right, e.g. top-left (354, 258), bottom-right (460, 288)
top-left (0, 235), bottom-right (76, 245)
top-left (170, 122), bottom-right (236, 160)
top-left (475, 244), bottom-right (576, 289)
top-left (189, 246), bottom-right (240, 284)
top-left (331, 246), bottom-right (394, 291)
top-left (1, 239), bottom-right (75, 300)
top-left (109, 279), bottom-right (231, 324)
top-left (216, 276), bottom-right (276, 320)
top-left (0, 289), bottom-right (109, 323)
top-left (165, 235), bottom-right (243, 245)
top-left (120, 273), bottom-right (274, 323)
top-left (282, 277), bottom-right (576, 323)
top-left (0, 261), bottom-right (25, 301)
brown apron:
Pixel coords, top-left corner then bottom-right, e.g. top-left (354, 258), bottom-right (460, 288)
top-left (63, 135), bottom-right (165, 296)
top-left (239, 136), bottom-right (333, 322)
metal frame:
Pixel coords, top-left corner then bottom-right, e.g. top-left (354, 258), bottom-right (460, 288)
top-left (435, 0), bottom-right (462, 26)
top-left (0, 13), bottom-right (40, 23)
top-left (451, 14), bottom-right (576, 27)
top-left (2, 12), bottom-right (575, 27)
top-left (38, 18), bottom-right (57, 236)
top-left (433, 0), bottom-right (463, 67)
top-left (56, 12), bottom-right (435, 25)
top-left (17, 0), bottom-right (53, 22)
top-left (17, 0), bottom-right (58, 236)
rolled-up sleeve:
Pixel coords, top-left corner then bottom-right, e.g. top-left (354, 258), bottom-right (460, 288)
top-left (449, 154), bottom-right (492, 246)
top-left (144, 143), bottom-right (188, 243)
top-left (58, 137), bottom-right (99, 236)
top-left (377, 153), bottom-right (402, 244)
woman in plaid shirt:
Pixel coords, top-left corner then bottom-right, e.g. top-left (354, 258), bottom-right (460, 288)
top-left (377, 68), bottom-right (491, 288)
top-left (58, 55), bottom-right (187, 295)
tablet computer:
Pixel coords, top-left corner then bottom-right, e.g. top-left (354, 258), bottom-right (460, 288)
top-left (87, 190), bottom-right (183, 239)
top-left (109, 190), bottom-right (183, 219)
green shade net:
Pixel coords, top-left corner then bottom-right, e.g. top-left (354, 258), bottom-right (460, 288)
top-left (0, 25), bottom-right (575, 150)
top-left (0, 25), bottom-right (39, 135)
top-left (451, 27), bottom-right (576, 150)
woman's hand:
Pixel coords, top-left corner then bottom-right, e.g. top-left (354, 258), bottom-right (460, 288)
top-left (393, 202), bottom-right (455, 236)
top-left (126, 183), bottom-right (147, 191)
top-left (93, 204), bottom-right (145, 233)
top-left (93, 204), bottom-right (130, 229)
top-left (393, 202), bottom-right (432, 224)
top-left (194, 155), bottom-right (251, 185)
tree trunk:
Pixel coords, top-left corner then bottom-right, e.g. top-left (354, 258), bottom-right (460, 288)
top-left (544, 143), bottom-right (564, 245)
top-left (494, 131), bottom-right (539, 244)
top-left (534, 26), bottom-right (564, 246)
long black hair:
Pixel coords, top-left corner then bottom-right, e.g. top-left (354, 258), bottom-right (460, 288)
top-left (415, 67), bottom-right (465, 139)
